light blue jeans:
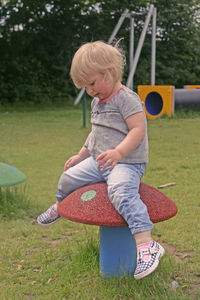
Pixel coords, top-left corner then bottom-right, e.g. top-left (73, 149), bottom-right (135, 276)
top-left (56, 157), bottom-right (153, 235)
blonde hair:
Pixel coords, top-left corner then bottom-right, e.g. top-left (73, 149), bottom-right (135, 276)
top-left (70, 40), bottom-right (126, 88)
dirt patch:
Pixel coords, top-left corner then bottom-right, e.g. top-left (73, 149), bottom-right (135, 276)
top-left (159, 240), bottom-right (200, 299)
top-left (23, 293), bottom-right (36, 300)
top-left (159, 240), bottom-right (197, 263)
top-left (41, 231), bottom-right (80, 247)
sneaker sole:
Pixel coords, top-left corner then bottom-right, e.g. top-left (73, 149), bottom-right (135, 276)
top-left (134, 245), bottom-right (165, 280)
top-left (37, 216), bottom-right (62, 226)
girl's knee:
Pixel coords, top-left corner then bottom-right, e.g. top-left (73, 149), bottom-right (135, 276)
top-left (57, 172), bottom-right (73, 197)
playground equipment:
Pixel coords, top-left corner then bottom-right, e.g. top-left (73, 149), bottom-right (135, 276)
top-left (184, 85), bottom-right (200, 89)
top-left (175, 88), bottom-right (200, 109)
top-left (58, 182), bottom-right (177, 278)
top-left (138, 85), bottom-right (174, 119)
top-left (138, 85), bottom-right (200, 119)
top-left (126, 4), bottom-right (157, 89)
top-left (0, 162), bottom-right (26, 187)
top-left (73, 5), bottom-right (200, 122)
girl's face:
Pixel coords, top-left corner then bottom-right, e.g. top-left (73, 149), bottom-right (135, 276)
top-left (85, 70), bottom-right (120, 101)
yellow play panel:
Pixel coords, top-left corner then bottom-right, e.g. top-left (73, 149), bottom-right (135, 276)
top-left (138, 85), bottom-right (175, 119)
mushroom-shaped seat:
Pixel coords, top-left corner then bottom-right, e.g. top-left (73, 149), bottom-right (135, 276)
top-left (0, 162), bottom-right (26, 187)
top-left (58, 182), bottom-right (178, 278)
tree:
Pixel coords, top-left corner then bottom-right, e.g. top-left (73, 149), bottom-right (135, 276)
top-left (0, 0), bottom-right (200, 104)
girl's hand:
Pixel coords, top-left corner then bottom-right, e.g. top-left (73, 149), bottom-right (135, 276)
top-left (96, 149), bottom-right (122, 172)
top-left (64, 155), bottom-right (83, 171)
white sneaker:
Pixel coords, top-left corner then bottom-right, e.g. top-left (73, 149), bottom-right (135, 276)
top-left (134, 240), bottom-right (165, 280)
top-left (37, 204), bottom-right (61, 226)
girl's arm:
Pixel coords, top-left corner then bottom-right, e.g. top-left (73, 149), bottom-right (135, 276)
top-left (115, 111), bottom-right (145, 158)
top-left (64, 133), bottom-right (91, 170)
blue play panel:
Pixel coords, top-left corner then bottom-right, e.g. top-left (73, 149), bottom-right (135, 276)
top-left (0, 162), bottom-right (26, 187)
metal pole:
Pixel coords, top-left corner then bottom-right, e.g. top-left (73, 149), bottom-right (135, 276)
top-left (108, 8), bottom-right (129, 44)
top-left (129, 14), bottom-right (134, 90)
top-left (126, 4), bottom-right (154, 88)
top-left (151, 7), bottom-right (156, 85)
top-left (74, 86), bottom-right (86, 105)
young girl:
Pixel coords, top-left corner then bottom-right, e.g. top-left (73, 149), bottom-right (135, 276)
top-left (37, 40), bottom-right (164, 279)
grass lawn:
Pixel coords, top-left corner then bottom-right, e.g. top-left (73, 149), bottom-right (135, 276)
top-left (0, 106), bottom-right (199, 299)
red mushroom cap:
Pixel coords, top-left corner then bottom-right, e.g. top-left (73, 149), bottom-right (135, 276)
top-left (58, 182), bottom-right (178, 226)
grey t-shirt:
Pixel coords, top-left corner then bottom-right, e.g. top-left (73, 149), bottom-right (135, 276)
top-left (85, 86), bottom-right (148, 163)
